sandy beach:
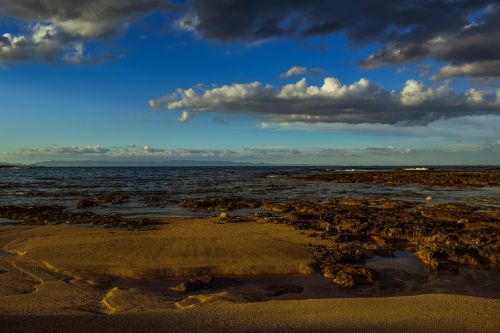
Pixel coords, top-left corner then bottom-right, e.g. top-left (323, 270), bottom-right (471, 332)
top-left (2, 0), bottom-right (500, 330)
top-left (1, 218), bottom-right (499, 332)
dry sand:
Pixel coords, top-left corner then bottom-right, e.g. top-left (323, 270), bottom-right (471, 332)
top-left (1, 218), bottom-right (499, 332)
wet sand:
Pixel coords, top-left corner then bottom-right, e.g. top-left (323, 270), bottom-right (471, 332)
top-left (0, 218), bottom-right (321, 279)
top-left (1, 218), bottom-right (499, 332)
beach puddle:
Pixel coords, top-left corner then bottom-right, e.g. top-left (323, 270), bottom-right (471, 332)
top-left (0, 217), bottom-right (18, 224)
top-left (361, 251), bottom-right (500, 298)
top-left (100, 259), bottom-right (500, 307)
top-left (0, 250), bottom-right (15, 257)
top-left (365, 251), bottom-right (425, 275)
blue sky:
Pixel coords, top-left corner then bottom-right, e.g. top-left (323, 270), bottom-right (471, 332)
top-left (0, 1), bottom-right (499, 165)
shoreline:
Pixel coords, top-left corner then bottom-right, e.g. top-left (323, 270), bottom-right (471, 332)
top-left (1, 216), bottom-right (499, 332)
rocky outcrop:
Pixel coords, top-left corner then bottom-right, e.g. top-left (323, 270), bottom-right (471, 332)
top-left (180, 196), bottom-right (261, 211)
top-left (139, 195), bottom-right (170, 207)
top-left (258, 197), bottom-right (500, 282)
top-left (289, 169), bottom-right (500, 187)
top-left (0, 204), bottom-right (160, 230)
top-left (76, 192), bottom-right (128, 209)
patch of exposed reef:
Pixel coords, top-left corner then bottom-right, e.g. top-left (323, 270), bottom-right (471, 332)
top-left (289, 169), bottom-right (500, 187)
top-left (76, 192), bottom-right (129, 208)
top-left (179, 195), bottom-right (500, 289)
top-left (0, 204), bottom-right (160, 230)
top-left (180, 196), bottom-right (261, 212)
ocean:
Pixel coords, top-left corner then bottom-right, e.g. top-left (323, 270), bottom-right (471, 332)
top-left (1, 166), bottom-right (499, 217)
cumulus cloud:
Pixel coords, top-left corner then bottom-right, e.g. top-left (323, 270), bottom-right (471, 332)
top-left (280, 66), bottom-right (323, 78)
top-left (15, 145), bottom-right (110, 155)
top-left (150, 77), bottom-right (500, 125)
top-left (178, 1), bottom-right (500, 80)
top-left (0, 0), bottom-right (177, 63)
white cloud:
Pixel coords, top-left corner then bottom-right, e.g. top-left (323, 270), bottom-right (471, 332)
top-left (177, 111), bottom-right (191, 122)
top-left (175, 14), bottom-right (200, 33)
top-left (280, 66), bottom-right (323, 78)
top-left (150, 77), bottom-right (500, 125)
top-left (63, 43), bottom-right (85, 64)
top-left (400, 80), bottom-right (435, 106)
top-left (466, 89), bottom-right (484, 104)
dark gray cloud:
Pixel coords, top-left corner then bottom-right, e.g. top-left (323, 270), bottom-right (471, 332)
top-left (3, 0), bottom-right (499, 78)
top-left (0, 0), bottom-right (176, 38)
top-left (0, 0), bottom-right (176, 63)
top-left (150, 77), bottom-right (500, 125)
top-left (433, 60), bottom-right (500, 81)
top-left (362, 4), bottom-right (500, 75)
top-left (179, 0), bottom-right (500, 80)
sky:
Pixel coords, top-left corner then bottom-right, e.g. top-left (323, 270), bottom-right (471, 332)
top-left (0, 0), bottom-right (499, 165)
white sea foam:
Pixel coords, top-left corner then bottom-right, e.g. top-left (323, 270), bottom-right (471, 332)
top-left (403, 167), bottom-right (429, 171)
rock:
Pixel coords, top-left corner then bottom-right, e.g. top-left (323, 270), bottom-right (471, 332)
top-left (76, 199), bottom-right (98, 209)
top-left (313, 244), bottom-right (364, 265)
top-left (171, 275), bottom-right (215, 294)
top-left (414, 246), bottom-right (455, 272)
top-left (93, 192), bottom-right (128, 205)
top-left (323, 264), bottom-right (379, 289)
top-left (139, 195), bottom-right (169, 207)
